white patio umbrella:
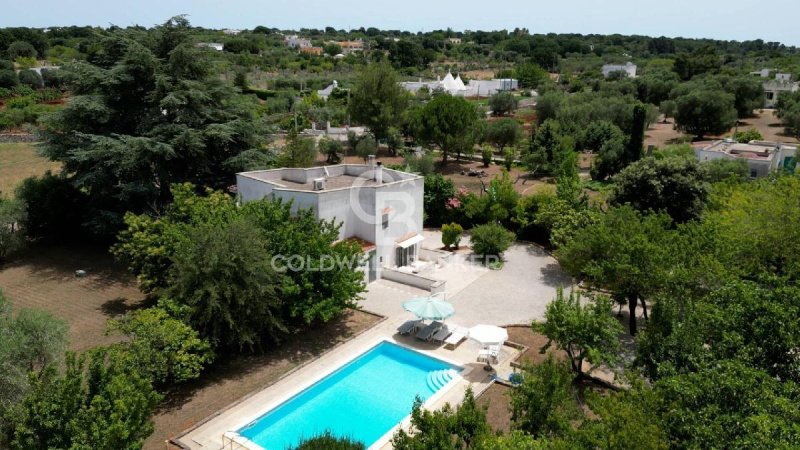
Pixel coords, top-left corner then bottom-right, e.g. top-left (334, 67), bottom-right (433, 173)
top-left (469, 325), bottom-right (508, 371)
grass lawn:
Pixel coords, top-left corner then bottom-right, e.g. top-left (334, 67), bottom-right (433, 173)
top-left (0, 142), bottom-right (61, 198)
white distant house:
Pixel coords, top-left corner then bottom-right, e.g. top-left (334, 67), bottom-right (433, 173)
top-left (196, 42), bottom-right (224, 51)
top-left (762, 73), bottom-right (799, 108)
top-left (285, 35), bottom-right (312, 49)
top-left (400, 72), bottom-right (518, 97)
top-left (223, 29), bottom-right (242, 35)
top-left (602, 62), bottom-right (637, 78)
top-left (236, 158), bottom-right (424, 283)
top-left (694, 140), bottom-right (798, 178)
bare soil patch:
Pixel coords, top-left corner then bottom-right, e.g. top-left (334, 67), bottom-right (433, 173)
top-left (0, 244), bottom-right (147, 352)
top-left (477, 382), bottom-right (513, 433)
top-left (150, 309), bottom-right (381, 450)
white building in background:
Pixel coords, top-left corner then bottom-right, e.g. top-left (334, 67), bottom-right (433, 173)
top-left (602, 62), bottom-right (637, 78)
top-left (236, 159), bottom-right (424, 284)
top-left (317, 80), bottom-right (338, 101)
top-left (762, 73), bottom-right (799, 108)
top-left (399, 72), bottom-right (518, 97)
top-left (694, 140), bottom-right (798, 178)
top-left (285, 35), bottom-right (312, 49)
top-left (196, 42), bottom-right (224, 51)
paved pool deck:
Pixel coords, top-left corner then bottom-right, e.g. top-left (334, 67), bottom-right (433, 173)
top-left (176, 239), bottom-right (572, 449)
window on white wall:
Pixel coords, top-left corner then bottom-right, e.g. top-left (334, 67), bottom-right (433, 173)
top-left (382, 213), bottom-right (389, 229)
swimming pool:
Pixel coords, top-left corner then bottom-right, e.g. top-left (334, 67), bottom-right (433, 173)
top-left (237, 341), bottom-right (461, 449)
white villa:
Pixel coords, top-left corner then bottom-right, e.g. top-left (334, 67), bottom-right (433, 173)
top-left (602, 62), bottom-right (637, 78)
top-left (763, 74), bottom-right (799, 108)
top-left (400, 72), bottom-right (518, 97)
top-left (284, 35), bottom-right (312, 49)
top-left (236, 158), bottom-right (424, 284)
top-left (694, 140), bottom-right (798, 178)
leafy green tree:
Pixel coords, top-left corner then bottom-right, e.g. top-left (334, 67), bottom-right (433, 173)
top-left (523, 120), bottom-right (573, 177)
top-left (585, 122), bottom-right (626, 181)
top-left (515, 62), bottom-right (549, 89)
top-left (348, 61), bottom-right (408, 141)
top-left (535, 289), bottom-right (623, 377)
top-left (469, 222), bottom-right (515, 260)
top-left (702, 158), bottom-right (749, 183)
top-left (392, 388), bottom-right (490, 450)
top-left (556, 206), bottom-right (674, 335)
top-left (113, 185), bottom-right (365, 345)
top-left (281, 129), bottom-right (317, 167)
top-left (319, 137), bottom-right (343, 164)
top-left (355, 134), bottom-right (377, 162)
top-left (441, 223), bottom-right (463, 249)
top-left (15, 70), bottom-right (41, 89)
top-left (0, 291), bottom-right (68, 421)
top-left (3, 351), bottom-right (160, 450)
top-left (672, 46), bottom-right (721, 80)
top-left (39, 18), bottom-right (267, 237)
top-left (776, 91), bottom-right (800, 138)
top-left (485, 118), bottom-right (522, 151)
top-left (659, 99), bottom-right (677, 123)
top-left (423, 174), bottom-right (456, 226)
top-left (488, 91), bottom-right (518, 116)
top-left (578, 386), bottom-right (669, 450)
top-left (510, 355), bottom-right (581, 438)
top-left (464, 171), bottom-right (520, 227)
top-left (0, 69), bottom-right (17, 89)
top-left (720, 75), bottom-right (764, 118)
top-left (653, 361), bottom-right (800, 448)
top-left (323, 43), bottom-right (343, 56)
top-left (703, 175), bottom-right (800, 280)
top-left (107, 307), bottom-right (213, 386)
top-left (610, 156), bottom-right (709, 223)
top-left (386, 126), bottom-right (404, 156)
top-left (6, 41), bottom-right (36, 59)
top-left (673, 88), bottom-right (737, 138)
top-left (412, 94), bottom-right (478, 165)
top-left (624, 103), bottom-right (646, 166)
top-left (166, 219), bottom-right (286, 350)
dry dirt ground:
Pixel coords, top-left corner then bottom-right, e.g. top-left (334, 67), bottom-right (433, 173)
top-left (0, 243), bottom-right (382, 450)
top-left (0, 142), bottom-right (60, 197)
top-left (645, 110), bottom-right (799, 149)
top-left (0, 244), bottom-right (147, 352)
top-left (476, 383), bottom-right (513, 433)
top-left (151, 309), bottom-right (380, 450)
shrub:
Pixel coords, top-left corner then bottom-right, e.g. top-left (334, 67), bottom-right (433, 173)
top-left (488, 91), bottom-right (518, 116)
top-left (403, 152), bottom-right (434, 175)
top-left (481, 145), bottom-right (493, 168)
top-left (734, 128), bottom-right (763, 143)
top-left (17, 70), bottom-right (43, 89)
top-left (107, 307), bottom-right (214, 386)
top-left (0, 69), bottom-right (18, 89)
top-left (441, 222), bottom-right (464, 249)
top-left (470, 222), bottom-right (515, 260)
top-left (292, 432), bottom-right (365, 450)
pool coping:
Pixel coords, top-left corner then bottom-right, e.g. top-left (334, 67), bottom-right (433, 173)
top-left (170, 308), bottom-right (387, 450)
top-left (220, 336), bottom-right (471, 450)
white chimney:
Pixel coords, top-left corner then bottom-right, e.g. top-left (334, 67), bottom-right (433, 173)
top-left (367, 154), bottom-right (376, 169)
top-left (375, 162), bottom-right (383, 184)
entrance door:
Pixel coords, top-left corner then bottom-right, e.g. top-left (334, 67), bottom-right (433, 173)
top-left (368, 251), bottom-right (377, 282)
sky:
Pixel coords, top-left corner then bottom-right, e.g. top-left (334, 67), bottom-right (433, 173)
top-left (1, 0), bottom-right (799, 46)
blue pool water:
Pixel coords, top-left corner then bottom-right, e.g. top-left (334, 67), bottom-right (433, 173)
top-left (238, 341), bottom-right (460, 449)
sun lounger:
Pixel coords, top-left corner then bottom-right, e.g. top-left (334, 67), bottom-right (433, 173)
top-left (397, 319), bottom-right (421, 335)
top-left (432, 325), bottom-right (452, 344)
top-left (444, 326), bottom-right (468, 349)
top-left (415, 321), bottom-right (443, 341)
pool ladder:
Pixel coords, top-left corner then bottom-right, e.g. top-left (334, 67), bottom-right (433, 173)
top-left (426, 369), bottom-right (457, 392)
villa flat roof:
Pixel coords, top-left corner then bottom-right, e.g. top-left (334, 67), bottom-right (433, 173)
top-left (699, 140), bottom-right (779, 161)
top-left (278, 174), bottom-right (381, 191)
